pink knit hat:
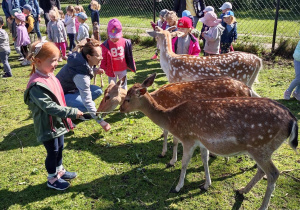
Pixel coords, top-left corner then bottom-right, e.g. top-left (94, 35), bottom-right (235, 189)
top-left (107, 18), bottom-right (123, 38)
top-left (200, 11), bottom-right (221, 27)
top-left (14, 12), bottom-right (25, 22)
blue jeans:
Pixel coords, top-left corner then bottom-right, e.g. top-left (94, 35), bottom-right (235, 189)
top-left (0, 51), bottom-right (12, 76)
top-left (34, 16), bottom-right (41, 39)
top-left (67, 33), bottom-right (76, 52)
top-left (287, 60), bottom-right (300, 93)
top-left (43, 135), bottom-right (64, 174)
top-left (64, 85), bottom-right (103, 112)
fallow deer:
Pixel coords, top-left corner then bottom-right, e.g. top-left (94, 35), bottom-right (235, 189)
top-left (120, 73), bottom-right (298, 210)
top-left (98, 75), bottom-right (253, 166)
top-left (148, 27), bottom-right (262, 97)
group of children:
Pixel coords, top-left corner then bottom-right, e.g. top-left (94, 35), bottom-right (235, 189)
top-left (150, 2), bottom-right (237, 59)
top-left (0, 0), bottom-right (102, 77)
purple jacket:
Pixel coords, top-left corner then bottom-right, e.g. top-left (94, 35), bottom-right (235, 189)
top-left (172, 33), bottom-right (201, 56)
top-left (16, 23), bottom-right (30, 47)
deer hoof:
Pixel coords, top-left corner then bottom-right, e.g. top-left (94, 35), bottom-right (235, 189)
top-left (236, 188), bottom-right (245, 195)
top-left (157, 154), bottom-right (165, 158)
top-left (235, 190), bottom-right (245, 200)
top-left (199, 184), bottom-right (208, 191)
top-left (169, 188), bottom-right (179, 193)
top-left (166, 163), bottom-right (175, 168)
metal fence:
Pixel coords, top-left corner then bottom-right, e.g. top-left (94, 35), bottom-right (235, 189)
top-left (60, 0), bottom-right (300, 48)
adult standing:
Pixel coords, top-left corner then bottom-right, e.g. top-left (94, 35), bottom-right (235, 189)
top-left (174, 0), bottom-right (206, 28)
top-left (39, 0), bottom-right (60, 27)
top-left (56, 38), bottom-right (111, 131)
top-left (2, 0), bottom-right (18, 32)
top-left (15, 0), bottom-right (42, 39)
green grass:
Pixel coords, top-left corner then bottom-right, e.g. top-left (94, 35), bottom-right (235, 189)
top-left (1, 36), bottom-right (300, 209)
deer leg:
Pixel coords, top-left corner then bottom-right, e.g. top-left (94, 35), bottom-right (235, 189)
top-left (174, 143), bottom-right (194, 192)
top-left (238, 166), bottom-right (265, 194)
top-left (200, 147), bottom-right (211, 190)
top-left (167, 136), bottom-right (179, 167)
top-left (159, 129), bottom-right (169, 158)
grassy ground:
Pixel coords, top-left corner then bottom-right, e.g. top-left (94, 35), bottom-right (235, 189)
top-left (0, 35), bottom-right (300, 209)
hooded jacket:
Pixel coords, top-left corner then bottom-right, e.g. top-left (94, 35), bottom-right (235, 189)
top-left (202, 24), bottom-right (225, 54)
top-left (100, 38), bottom-right (136, 77)
top-left (24, 73), bottom-right (78, 142)
top-left (221, 21), bottom-right (237, 44)
top-left (77, 23), bottom-right (89, 42)
top-left (172, 33), bottom-right (201, 56)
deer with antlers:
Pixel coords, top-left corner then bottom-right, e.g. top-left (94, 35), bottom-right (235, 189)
top-left (147, 27), bottom-right (262, 97)
top-left (120, 73), bottom-right (298, 210)
top-left (98, 75), bottom-right (253, 166)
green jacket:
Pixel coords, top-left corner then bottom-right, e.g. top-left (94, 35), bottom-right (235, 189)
top-left (24, 82), bottom-right (78, 142)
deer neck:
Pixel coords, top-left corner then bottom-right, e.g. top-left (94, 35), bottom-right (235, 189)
top-left (139, 93), bottom-right (171, 130)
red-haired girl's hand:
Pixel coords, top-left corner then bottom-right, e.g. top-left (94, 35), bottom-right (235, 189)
top-left (76, 110), bottom-right (83, 119)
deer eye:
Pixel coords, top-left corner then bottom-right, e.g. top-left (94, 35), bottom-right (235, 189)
top-left (104, 95), bottom-right (110, 102)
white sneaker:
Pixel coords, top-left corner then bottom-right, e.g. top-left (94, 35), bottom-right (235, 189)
top-left (58, 57), bottom-right (63, 62)
top-left (21, 59), bottom-right (28, 66)
top-left (283, 90), bottom-right (291, 100)
top-left (18, 56), bottom-right (24, 61)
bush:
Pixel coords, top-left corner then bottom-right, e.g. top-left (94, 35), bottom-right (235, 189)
top-left (273, 38), bottom-right (298, 58)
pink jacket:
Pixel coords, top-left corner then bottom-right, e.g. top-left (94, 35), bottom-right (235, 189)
top-left (171, 34), bottom-right (201, 56)
top-left (75, 16), bottom-right (80, 32)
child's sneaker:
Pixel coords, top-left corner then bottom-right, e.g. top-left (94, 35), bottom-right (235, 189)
top-left (18, 56), bottom-right (24, 61)
top-left (284, 90), bottom-right (291, 100)
top-left (21, 59), bottom-right (29, 66)
top-left (62, 56), bottom-right (68, 60)
top-left (60, 171), bottom-right (77, 180)
top-left (151, 54), bottom-right (158, 60)
top-left (293, 91), bottom-right (300, 101)
top-left (58, 57), bottom-right (63, 62)
top-left (47, 177), bottom-right (70, 190)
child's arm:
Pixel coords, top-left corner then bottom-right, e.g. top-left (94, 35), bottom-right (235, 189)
top-left (202, 27), bottom-right (219, 42)
top-left (100, 44), bottom-right (108, 73)
top-left (29, 86), bottom-right (79, 119)
top-left (47, 22), bottom-right (52, 41)
top-left (77, 26), bottom-right (82, 42)
top-left (233, 24), bottom-right (237, 42)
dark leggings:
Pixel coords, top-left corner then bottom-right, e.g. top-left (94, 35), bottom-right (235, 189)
top-left (68, 33), bottom-right (76, 52)
top-left (43, 135), bottom-right (64, 174)
top-left (20, 45), bottom-right (28, 58)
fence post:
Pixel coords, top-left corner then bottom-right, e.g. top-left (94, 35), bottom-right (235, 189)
top-left (76, 0), bottom-right (79, 5)
top-left (153, 0), bottom-right (156, 23)
top-left (272, 0), bottom-right (280, 52)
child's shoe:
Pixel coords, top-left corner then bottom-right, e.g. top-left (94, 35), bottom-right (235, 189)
top-left (283, 90), bottom-right (291, 100)
top-left (62, 56), bottom-right (68, 60)
top-left (47, 176), bottom-right (70, 190)
top-left (151, 54), bottom-right (158, 60)
top-left (21, 59), bottom-right (29, 66)
top-left (60, 171), bottom-right (77, 180)
top-left (18, 56), bottom-right (24, 61)
top-left (293, 91), bottom-right (300, 101)
top-left (58, 57), bottom-right (63, 62)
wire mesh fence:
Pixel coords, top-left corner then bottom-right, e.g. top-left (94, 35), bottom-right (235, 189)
top-left (60, 0), bottom-right (300, 47)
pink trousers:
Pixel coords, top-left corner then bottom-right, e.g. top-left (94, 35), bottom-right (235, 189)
top-left (55, 42), bottom-right (67, 57)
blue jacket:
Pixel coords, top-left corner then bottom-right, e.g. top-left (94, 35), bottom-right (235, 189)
top-left (56, 51), bottom-right (94, 94)
top-left (88, 4), bottom-right (99, 24)
top-left (221, 22), bottom-right (237, 44)
top-left (15, 0), bottom-right (40, 17)
top-left (2, 0), bottom-right (18, 18)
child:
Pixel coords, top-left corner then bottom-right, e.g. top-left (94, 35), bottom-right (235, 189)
top-left (284, 30), bottom-right (300, 101)
top-left (14, 12), bottom-right (31, 65)
top-left (182, 10), bottom-right (201, 39)
top-left (24, 39), bottom-right (83, 190)
top-left (58, 10), bottom-right (65, 21)
top-left (64, 6), bottom-right (76, 54)
top-left (0, 17), bottom-right (12, 77)
top-left (100, 18), bottom-right (136, 90)
top-left (76, 12), bottom-right (89, 42)
top-left (150, 9), bottom-right (169, 60)
top-left (165, 11), bottom-right (178, 32)
top-left (47, 9), bottom-right (68, 61)
top-left (220, 14), bottom-right (237, 54)
top-left (93, 22), bottom-right (100, 41)
top-left (172, 16), bottom-right (201, 56)
top-left (23, 4), bottom-right (36, 45)
top-left (219, 2), bottom-right (234, 22)
top-left (200, 6), bottom-right (214, 54)
top-left (74, 5), bottom-right (85, 38)
top-left (200, 11), bottom-right (224, 56)
top-left (88, 0), bottom-right (101, 26)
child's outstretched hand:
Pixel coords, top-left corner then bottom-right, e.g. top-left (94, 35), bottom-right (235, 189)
top-left (150, 21), bottom-right (156, 30)
top-left (76, 110), bottom-right (84, 119)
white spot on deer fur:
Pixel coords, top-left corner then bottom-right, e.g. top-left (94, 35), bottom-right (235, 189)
top-left (258, 135), bottom-right (263, 140)
top-left (251, 124), bottom-right (255, 129)
top-left (258, 123), bottom-right (262, 127)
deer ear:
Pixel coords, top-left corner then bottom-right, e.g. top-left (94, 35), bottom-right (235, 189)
top-left (116, 75), bottom-right (126, 87)
top-left (147, 30), bottom-right (157, 37)
top-left (142, 73), bottom-right (156, 88)
top-left (110, 80), bottom-right (116, 85)
top-left (167, 26), bottom-right (176, 32)
top-left (86, 38), bottom-right (91, 42)
top-left (155, 26), bottom-right (163, 32)
top-left (136, 87), bottom-right (147, 97)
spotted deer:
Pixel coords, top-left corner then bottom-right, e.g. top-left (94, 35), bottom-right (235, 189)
top-left (120, 73), bottom-right (298, 210)
top-left (148, 27), bottom-right (262, 97)
top-left (98, 75), bottom-right (254, 166)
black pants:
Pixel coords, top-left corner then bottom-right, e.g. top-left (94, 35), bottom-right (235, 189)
top-left (20, 45), bottom-right (28, 58)
top-left (43, 135), bottom-right (64, 174)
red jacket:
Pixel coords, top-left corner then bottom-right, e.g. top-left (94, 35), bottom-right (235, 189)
top-left (100, 38), bottom-right (136, 77)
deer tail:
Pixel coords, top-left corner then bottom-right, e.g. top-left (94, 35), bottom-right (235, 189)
top-left (288, 120), bottom-right (298, 154)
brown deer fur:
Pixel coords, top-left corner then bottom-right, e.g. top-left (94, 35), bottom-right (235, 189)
top-left (98, 76), bottom-right (254, 166)
top-left (119, 73), bottom-right (298, 210)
